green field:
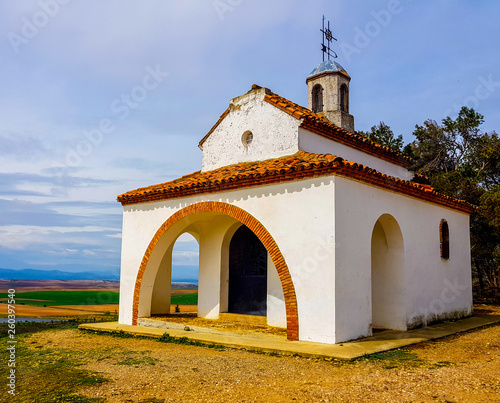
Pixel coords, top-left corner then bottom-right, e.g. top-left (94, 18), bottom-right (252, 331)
top-left (170, 293), bottom-right (198, 305)
top-left (0, 290), bottom-right (198, 306)
top-left (0, 291), bottom-right (119, 306)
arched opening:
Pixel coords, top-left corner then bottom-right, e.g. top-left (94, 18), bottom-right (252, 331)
top-left (440, 220), bottom-right (450, 260)
top-left (228, 225), bottom-right (268, 316)
top-left (340, 84), bottom-right (348, 113)
top-left (171, 233), bottom-right (199, 312)
top-left (312, 84), bottom-right (324, 113)
top-left (371, 214), bottom-right (406, 331)
top-left (150, 232), bottom-right (199, 316)
top-left (132, 202), bottom-right (299, 340)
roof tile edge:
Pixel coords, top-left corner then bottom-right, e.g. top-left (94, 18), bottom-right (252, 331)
top-left (117, 151), bottom-right (473, 215)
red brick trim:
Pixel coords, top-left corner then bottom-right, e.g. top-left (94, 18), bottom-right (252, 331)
top-left (131, 201), bottom-right (299, 341)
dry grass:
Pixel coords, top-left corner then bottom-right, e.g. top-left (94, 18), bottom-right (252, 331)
top-left (3, 305), bottom-right (495, 402)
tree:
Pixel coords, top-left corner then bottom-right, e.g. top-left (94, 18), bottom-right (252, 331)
top-left (470, 132), bottom-right (500, 189)
top-left (358, 122), bottom-right (404, 152)
top-left (410, 107), bottom-right (486, 174)
top-left (408, 107), bottom-right (500, 295)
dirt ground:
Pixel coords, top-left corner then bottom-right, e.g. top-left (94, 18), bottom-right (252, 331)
top-left (149, 313), bottom-right (287, 336)
top-left (0, 303), bottom-right (199, 318)
top-left (22, 305), bottom-right (500, 402)
top-left (1, 303), bottom-right (201, 317)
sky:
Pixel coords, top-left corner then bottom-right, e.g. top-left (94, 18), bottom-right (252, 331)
top-left (1, 0), bottom-right (499, 280)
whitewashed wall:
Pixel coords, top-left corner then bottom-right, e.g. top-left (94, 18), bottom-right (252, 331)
top-left (119, 171), bottom-right (471, 345)
top-left (299, 128), bottom-right (413, 181)
top-left (333, 176), bottom-right (472, 343)
top-left (119, 177), bottom-right (337, 343)
top-left (201, 87), bottom-right (300, 171)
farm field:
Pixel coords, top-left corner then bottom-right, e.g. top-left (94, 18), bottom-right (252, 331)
top-left (0, 280), bottom-right (198, 317)
top-left (0, 290), bottom-right (120, 306)
top-left (0, 290), bottom-right (197, 307)
top-left (1, 304), bottom-right (119, 317)
top-left (170, 290), bottom-right (198, 305)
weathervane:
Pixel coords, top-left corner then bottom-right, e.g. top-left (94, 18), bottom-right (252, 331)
top-left (321, 15), bottom-right (337, 61)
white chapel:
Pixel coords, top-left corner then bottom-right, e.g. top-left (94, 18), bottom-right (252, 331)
top-left (117, 59), bottom-right (473, 344)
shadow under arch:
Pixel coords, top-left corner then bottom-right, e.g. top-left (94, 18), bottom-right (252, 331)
top-left (371, 213), bottom-right (406, 331)
top-left (132, 201), bottom-right (299, 340)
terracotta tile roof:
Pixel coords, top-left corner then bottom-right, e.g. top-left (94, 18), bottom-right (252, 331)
top-left (117, 151), bottom-right (473, 214)
top-left (264, 92), bottom-right (413, 168)
top-left (198, 86), bottom-right (413, 169)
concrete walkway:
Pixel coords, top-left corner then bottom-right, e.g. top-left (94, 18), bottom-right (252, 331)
top-left (79, 315), bottom-right (500, 360)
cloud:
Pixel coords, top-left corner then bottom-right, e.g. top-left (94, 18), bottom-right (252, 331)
top-left (111, 157), bottom-right (175, 173)
top-left (0, 0), bottom-right (499, 278)
top-left (0, 171), bottom-right (112, 199)
top-left (0, 198), bottom-right (122, 271)
top-left (0, 199), bottom-right (121, 228)
top-left (0, 225), bottom-right (116, 250)
top-left (174, 233), bottom-right (198, 243)
top-left (173, 251), bottom-right (199, 259)
top-left (0, 131), bottom-right (53, 160)
top-left (172, 233), bottom-right (199, 266)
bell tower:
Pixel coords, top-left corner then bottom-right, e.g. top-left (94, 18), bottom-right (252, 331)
top-left (306, 16), bottom-right (355, 133)
top-left (306, 61), bottom-right (354, 132)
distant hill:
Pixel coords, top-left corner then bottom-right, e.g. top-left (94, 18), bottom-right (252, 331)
top-left (0, 268), bottom-right (198, 284)
top-left (0, 268), bottom-right (119, 281)
top-left (171, 282), bottom-right (198, 289)
top-left (172, 278), bottom-right (198, 285)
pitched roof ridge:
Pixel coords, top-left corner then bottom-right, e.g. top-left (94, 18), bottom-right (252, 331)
top-left (264, 93), bottom-right (311, 116)
top-left (198, 108), bottom-right (230, 149)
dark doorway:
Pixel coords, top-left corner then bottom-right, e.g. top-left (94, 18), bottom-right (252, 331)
top-left (228, 225), bottom-right (267, 316)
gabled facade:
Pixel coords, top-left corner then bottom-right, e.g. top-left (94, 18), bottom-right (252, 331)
top-left (117, 61), bottom-right (473, 344)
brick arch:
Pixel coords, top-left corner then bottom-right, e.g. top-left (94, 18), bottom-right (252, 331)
top-left (132, 201), bottom-right (299, 340)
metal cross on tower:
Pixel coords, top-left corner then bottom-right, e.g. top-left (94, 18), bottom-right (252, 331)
top-left (321, 15), bottom-right (337, 61)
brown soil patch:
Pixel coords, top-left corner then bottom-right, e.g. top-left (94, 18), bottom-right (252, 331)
top-left (1, 304), bottom-right (200, 317)
top-left (474, 303), bottom-right (500, 316)
top-left (51, 304), bottom-right (119, 313)
top-left (170, 289), bottom-right (197, 295)
top-left (23, 308), bottom-right (500, 402)
top-left (0, 298), bottom-right (52, 302)
top-left (1, 304), bottom-right (119, 317)
top-left (169, 304), bottom-right (197, 313)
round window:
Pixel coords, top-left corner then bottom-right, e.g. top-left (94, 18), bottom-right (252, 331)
top-left (242, 131), bottom-right (253, 146)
